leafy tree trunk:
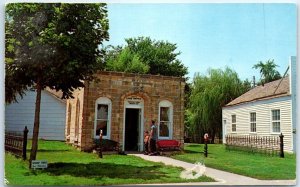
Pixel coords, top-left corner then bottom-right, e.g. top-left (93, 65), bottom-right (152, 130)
top-left (29, 83), bottom-right (42, 167)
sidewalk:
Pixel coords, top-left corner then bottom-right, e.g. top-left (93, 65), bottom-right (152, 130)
top-left (130, 154), bottom-right (296, 186)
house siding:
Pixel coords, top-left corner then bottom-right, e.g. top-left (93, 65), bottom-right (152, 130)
top-left (222, 96), bottom-right (293, 153)
top-left (5, 90), bottom-right (66, 140)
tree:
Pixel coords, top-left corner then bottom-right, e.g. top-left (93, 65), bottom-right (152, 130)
top-left (106, 47), bottom-right (149, 73)
top-left (253, 59), bottom-right (281, 85)
top-left (5, 3), bottom-right (109, 165)
top-left (188, 67), bottom-right (246, 143)
top-left (242, 78), bottom-right (252, 92)
top-left (104, 37), bottom-right (188, 77)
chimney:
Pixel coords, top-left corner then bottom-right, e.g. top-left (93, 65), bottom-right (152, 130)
top-left (252, 76), bottom-right (256, 87)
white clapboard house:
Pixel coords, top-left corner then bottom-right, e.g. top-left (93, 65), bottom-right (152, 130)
top-left (222, 56), bottom-right (296, 153)
top-left (5, 88), bottom-right (66, 140)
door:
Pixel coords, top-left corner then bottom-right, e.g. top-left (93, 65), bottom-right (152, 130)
top-left (124, 108), bottom-right (140, 151)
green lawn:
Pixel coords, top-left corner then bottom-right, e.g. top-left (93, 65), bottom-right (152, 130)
top-left (172, 143), bottom-right (296, 180)
top-left (5, 140), bottom-right (214, 186)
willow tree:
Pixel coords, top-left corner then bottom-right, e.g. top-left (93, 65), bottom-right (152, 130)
top-left (188, 67), bottom-right (247, 142)
top-left (5, 3), bottom-right (109, 165)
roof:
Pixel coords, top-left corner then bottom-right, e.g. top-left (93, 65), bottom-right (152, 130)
top-left (225, 76), bottom-right (290, 107)
top-left (44, 88), bottom-right (66, 103)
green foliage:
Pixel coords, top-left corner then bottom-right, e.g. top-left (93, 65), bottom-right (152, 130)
top-left (5, 140), bottom-right (214, 185)
top-left (187, 67), bottom-right (246, 142)
top-left (184, 109), bottom-right (196, 138)
top-left (5, 3), bottom-right (109, 102)
top-left (253, 59), bottom-right (282, 85)
top-left (106, 47), bottom-right (149, 73)
top-left (5, 2), bottom-right (109, 163)
top-left (104, 37), bottom-right (188, 77)
top-left (242, 78), bottom-right (252, 92)
top-left (172, 144), bottom-right (296, 180)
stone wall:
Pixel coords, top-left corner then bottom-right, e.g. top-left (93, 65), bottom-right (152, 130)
top-left (66, 71), bottom-right (185, 151)
top-left (65, 87), bottom-right (84, 146)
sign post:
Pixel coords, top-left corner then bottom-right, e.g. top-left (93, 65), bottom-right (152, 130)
top-left (204, 133), bottom-right (209, 157)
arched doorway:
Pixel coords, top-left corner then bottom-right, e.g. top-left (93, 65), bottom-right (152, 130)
top-left (123, 96), bottom-right (144, 152)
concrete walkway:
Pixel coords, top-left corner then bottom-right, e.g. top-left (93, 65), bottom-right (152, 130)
top-left (130, 154), bottom-right (296, 186)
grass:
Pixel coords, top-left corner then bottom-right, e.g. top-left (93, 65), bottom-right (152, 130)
top-left (172, 143), bottom-right (296, 180)
top-left (5, 140), bottom-right (214, 186)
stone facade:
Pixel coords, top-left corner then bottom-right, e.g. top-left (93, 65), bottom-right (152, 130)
top-left (66, 71), bottom-right (185, 151)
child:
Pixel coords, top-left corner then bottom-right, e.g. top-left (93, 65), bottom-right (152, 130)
top-left (144, 130), bottom-right (150, 155)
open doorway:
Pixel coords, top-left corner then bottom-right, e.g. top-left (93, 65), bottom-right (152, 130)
top-left (125, 108), bottom-right (141, 151)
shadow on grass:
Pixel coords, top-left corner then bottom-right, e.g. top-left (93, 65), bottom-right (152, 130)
top-left (185, 144), bottom-right (201, 148)
top-left (26, 149), bottom-right (71, 152)
top-left (184, 150), bottom-right (201, 154)
top-left (37, 149), bottom-right (71, 152)
top-left (42, 162), bottom-right (167, 180)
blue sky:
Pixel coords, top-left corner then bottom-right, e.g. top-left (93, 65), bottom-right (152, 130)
top-left (105, 3), bottom-right (296, 81)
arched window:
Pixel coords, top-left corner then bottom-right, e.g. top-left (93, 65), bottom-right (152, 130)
top-left (158, 100), bottom-right (173, 139)
top-left (94, 97), bottom-right (112, 139)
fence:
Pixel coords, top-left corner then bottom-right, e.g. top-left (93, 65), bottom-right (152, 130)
top-left (225, 133), bottom-right (284, 157)
top-left (5, 126), bottom-right (29, 160)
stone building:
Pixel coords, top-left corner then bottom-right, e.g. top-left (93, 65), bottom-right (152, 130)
top-left (66, 71), bottom-right (185, 151)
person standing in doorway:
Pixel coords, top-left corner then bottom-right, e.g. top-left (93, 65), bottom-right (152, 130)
top-left (149, 120), bottom-right (158, 156)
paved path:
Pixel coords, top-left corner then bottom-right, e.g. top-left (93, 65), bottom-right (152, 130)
top-left (130, 154), bottom-right (296, 186)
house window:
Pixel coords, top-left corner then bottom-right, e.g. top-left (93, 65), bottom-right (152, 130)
top-left (250, 112), bottom-right (256, 132)
top-left (271, 109), bottom-right (280, 133)
top-left (232, 115), bottom-right (236, 132)
top-left (95, 97), bottom-right (111, 139)
top-left (158, 100), bottom-right (173, 139)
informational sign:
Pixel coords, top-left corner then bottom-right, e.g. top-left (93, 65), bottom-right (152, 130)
top-left (31, 160), bottom-right (48, 169)
top-left (126, 96), bottom-right (143, 105)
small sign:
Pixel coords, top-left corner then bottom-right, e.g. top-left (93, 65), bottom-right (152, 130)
top-left (31, 160), bottom-right (48, 169)
top-left (127, 96), bottom-right (142, 105)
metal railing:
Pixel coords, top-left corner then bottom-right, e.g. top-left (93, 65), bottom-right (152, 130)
top-left (5, 126), bottom-right (29, 160)
top-left (225, 133), bottom-right (284, 157)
